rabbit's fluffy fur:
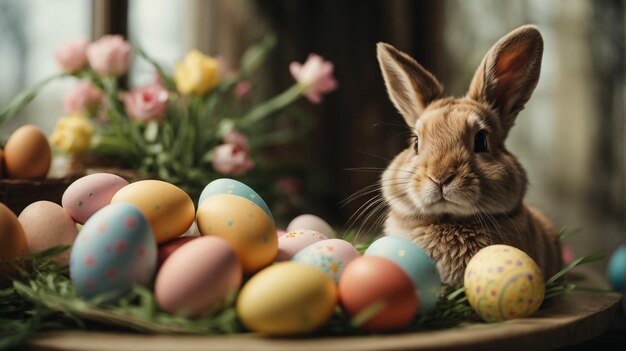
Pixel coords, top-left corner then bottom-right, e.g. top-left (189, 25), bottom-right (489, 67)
top-left (377, 25), bottom-right (562, 287)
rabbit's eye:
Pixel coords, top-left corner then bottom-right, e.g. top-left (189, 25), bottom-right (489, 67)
top-left (413, 136), bottom-right (419, 154)
top-left (474, 130), bottom-right (489, 153)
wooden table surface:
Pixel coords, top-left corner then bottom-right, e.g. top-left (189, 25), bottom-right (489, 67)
top-left (26, 268), bottom-right (625, 351)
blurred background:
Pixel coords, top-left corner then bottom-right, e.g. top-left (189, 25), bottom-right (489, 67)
top-left (0, 0), bottom-right (624, 271)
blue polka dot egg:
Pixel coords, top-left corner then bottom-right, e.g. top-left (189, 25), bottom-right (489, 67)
top-left (70, 202), bottom-right (157, 300)
top-left (464, 245), bottom-right (545, 322)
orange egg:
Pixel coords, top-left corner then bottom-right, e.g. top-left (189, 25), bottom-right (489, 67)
top-left (0, 148), bottom-right (4, 178)
top-left (339, 256), bottom-right (418, 332)
top-left (3, 125), bottom-right (51, 179)
top-left (111, 180), bottom-right (195, 243)
top-left (196, 194), bottom-right (277, 274)
top-left (0, 203), bottom-right (29, 285)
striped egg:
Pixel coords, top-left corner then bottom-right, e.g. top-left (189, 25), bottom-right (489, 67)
top-left (464, 245), bottom-right (545, 322)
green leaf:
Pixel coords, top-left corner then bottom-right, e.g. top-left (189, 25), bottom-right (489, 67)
top-left (0, 73), bottom-right (68, 127)
top-left (546, 251), bottom-right (606, 286)
top-left (239, 33), bottom-right (277, 76)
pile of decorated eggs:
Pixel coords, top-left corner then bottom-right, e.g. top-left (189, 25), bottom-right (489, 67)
top-left (1, 172), bottom-right (552, 335)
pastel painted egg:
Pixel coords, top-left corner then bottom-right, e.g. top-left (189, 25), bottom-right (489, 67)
top-left (276, 229), bottom-right (328, 261)
top-left (157, 236), bottom-right (197, 268)
top-left (292, 239), bottom-right (360, 282)
top-left (196, 194), bottom-right (277, 274)
top-left (18, 201), bottom-right (78, 265)
top-left (237, 262), bottom-right (337, 335)
top-left (607, 245), bottom-right (626, 292)
top-left (155, 236), bottom-right (242, 317)
top-left (287, 214), bottom-right (334, 237)
top-left (198, 178), bottom-right (274, 223)
top-left (70, 203), bottom-right (157, 299)
top-left (3, 125), bottom-right (51, 179)
top-left (339, 256), bottom-right (418, 331)
top-left (111, 180), bottom-right (195, 243)
top-left (0, 203), bottom-right (29, 285)
top-left (561, 244), bottom-right (575, 265)
top-left (364, 236), bottom-right (441, 312)
top-left (464, 245), bottom-right (545, 322)
top-left (62, 173), bottom-right (129, 224)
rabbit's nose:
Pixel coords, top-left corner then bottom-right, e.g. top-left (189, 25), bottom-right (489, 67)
top-left (428, 173), bottom-right (456, 189)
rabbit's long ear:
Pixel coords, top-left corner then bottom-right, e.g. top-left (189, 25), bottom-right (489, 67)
top-left (377, 43), bottom-right (443, 127)
top-left (467, 25), bottom-right (543, 135)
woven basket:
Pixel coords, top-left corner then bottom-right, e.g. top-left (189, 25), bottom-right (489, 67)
top-left (0, 177), bottom-right (79, 215)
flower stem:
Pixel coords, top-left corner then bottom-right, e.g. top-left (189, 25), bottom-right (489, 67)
top-left (238, 84), bottom-right (304, 128)
top-left (0, 73), bottom-right (68, 127)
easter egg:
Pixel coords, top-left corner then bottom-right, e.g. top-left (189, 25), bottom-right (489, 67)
top-left (199, 178), bottom-right (274, 223)
top-left (276, 229), bottom-right (328, 261)
top-left (157, 236), bottom-right (197, 268)
top-left (3, 125), bottom-right (51, 179)
top-left (196, 194), bottom-right (276, 274)
top-left (607, 245), bottom-right (626, 292)
top-left (561, 244), bottom-right (575, 265)
top-left (62, 173), bottom-right (129, 224)
top-left (155, 236), bottom-right (242, 317)
top-left (339, 256), bottom-right (418, 331)
top-left (287, 214), bottom-right (334, 237)
top-left (464, 245), bottom-right (545, 322)
top-left (0, 203), bottom-right (29, 285)
top-left (18, 201), bottom-right (78, 265)
top-left (111, 180), bottom-right (195, 243)
top-left (237, 262), bottom-right (337, 335)
top-left (364, 236), bottom-right (441, 312)
top-left (70, 203), bottom-right (157, 299)
top-left (277, 229), bottom-right (287, 237)
top-left (292, 239), bottom-right (360, 282)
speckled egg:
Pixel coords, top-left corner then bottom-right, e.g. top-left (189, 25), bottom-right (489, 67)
top-left (155, 236), bottom-right (242, 317)
top-left (607, 245), bottom-right (626, 292)
top-left (237, 262), bottom-right (337, 335)
top-left (62, 173), bottom-right (129, 224)
top-left (339, 256), bottom-right (418, 331)
top-left (196, 194), bottom-right (277, 274)
top-left (111, 180), bottom-right (195, 243)
top-left (18, 201), bottom-right (78, 265)
top-left (70, 203), bottom-right (157, 299)
top-left (276, 229), bottom-right (328, 261)
top-left (0, 203), bottom-right (29, 285)
top-left (3, 125), bottom-right (51, 179)
top-left (287, 214), bottom-right (334, 237)
top-left (198, 178), bottom-right (274, 223)
top-left (364, 236), bottom-right (441, 312)
top-left (292, 239), bottom-right (360, 282)
top-left (464, 245), bottom-right (545, 322)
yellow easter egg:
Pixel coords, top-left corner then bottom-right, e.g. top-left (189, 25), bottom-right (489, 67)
top-left (196, 194), bottom-right (277, 274)
top-left (464, 245), bottom-right (545, 322)
top-left (111, 180), bottom-right (194, 243)
top-left (237, 262), bottom-right (337, 335)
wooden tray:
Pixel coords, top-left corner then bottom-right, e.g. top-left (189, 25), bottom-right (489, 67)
top-left (26, 268), bottom-right (624, 351)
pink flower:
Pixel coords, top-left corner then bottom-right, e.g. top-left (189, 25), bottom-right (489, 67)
top-left (87, 35), bottom-right (132, 76)
top-left (63, 81), bottom-right (104, 114)
top-left (289, 54), bottom-right (338, 104)
top-left (211, 143), bottom-right (254, 176)
top-left (234, 80), bottom-right (252, 98)
top-left (55, 38), bottom-right (89, 72)
top-left (122, 84), bottom-right (169, 122)
top-left (223, 130), bottom-right (249, 150)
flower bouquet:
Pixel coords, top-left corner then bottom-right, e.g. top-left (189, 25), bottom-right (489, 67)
top-left (0, 33), bottom-right (337, 201)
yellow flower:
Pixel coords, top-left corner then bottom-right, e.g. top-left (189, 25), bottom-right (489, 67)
top-left (174, 50), bottom-right (220, 95)
top-left (50, 112), bottom-right (94, 153)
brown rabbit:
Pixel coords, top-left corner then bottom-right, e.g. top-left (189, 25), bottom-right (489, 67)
top-left (377, 25), bottom-right (563, 287)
